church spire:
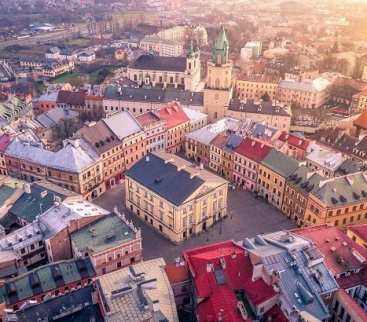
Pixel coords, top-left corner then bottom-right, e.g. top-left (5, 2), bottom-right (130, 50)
top-left (212, 25), bottom-right (229, 65)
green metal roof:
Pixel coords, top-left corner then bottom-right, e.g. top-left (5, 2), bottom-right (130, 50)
top-left (0, 185), bottom-right (15, 207)
top-left (212, 25), bottom-right (229, 65)
top-left (8, 184), bottom-right (66, 224)
top-left (0, 258), bottom-right (95, 305)
top-left (70, 214), bottom-right (137, 253)
top-left (261, 149), bottom-right (300, 178)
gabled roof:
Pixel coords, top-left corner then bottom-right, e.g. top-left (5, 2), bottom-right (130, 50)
top-left (157, 102), bottom-right (190, 129)
top-left (56, 91), bottom-right (86, 106)
top-left (278, 131), bottom-right (310, 151)
top-left (103, 111), bottom-right (143, 141)
top-left (126, 153), bottom-right (204, 206)
top-left (130, 54), bottom-right (186, 72)
top-left (6, 139), bottom-right (99, 173)
top-left (78, 120), bottom-right (120, 155)
top-left (311, 172), bottom-right (367, 207)
top-left (0, 258), bottom-right (95, 305)
top-left (6, 183), bottom-right (69, 225)
top-left (103, 85), bottom-right (204, 106)
top-left (184, 240), bottom-right (276, 322)
top-left (261, 148), bottom-right (299, 177)
top-left (136, 111), bottom-right (162, 128)
top-left (235, 137), bottom-right (272, 162)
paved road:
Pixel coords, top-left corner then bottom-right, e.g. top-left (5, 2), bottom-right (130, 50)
top-left (94, 184), bottom-right (296, 262)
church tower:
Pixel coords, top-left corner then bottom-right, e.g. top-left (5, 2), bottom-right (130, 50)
top-left (204, 26), bottom-right (233, 122)
top-left (185, 41), bottom-right (201, 91)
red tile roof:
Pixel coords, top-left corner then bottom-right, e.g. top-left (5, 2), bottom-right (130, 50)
top-left (164, 263), bottom-right (189, 284)
top-left (354, 111), bottom-right (367, 129)
top-left (278, 131), bottom-right (310, 151)
top-left (157, 102), bottom-right (189, 129)
top-left (234, 137), bottom-right (272, 162)
top-left (292, 225), bottom-right (367, 282)
top-left (0, 134), bottom-right (11, 152)
top-left (335, 289), bottom-right (367, 321)
top-left (348, 224), bottom-right (367, 243)
top-left (184, 240), bottom-right (276, 322)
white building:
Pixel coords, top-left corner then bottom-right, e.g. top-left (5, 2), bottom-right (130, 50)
top-left (140, 36), bottom-right (184, 57)
top-left (240, 41), bottom-right (262, 60)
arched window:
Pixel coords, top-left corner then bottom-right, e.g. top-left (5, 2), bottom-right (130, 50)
top-left (215, 78), bottom-right (220, 88)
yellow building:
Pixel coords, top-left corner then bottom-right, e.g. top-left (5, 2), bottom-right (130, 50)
top-left (347, 224), bottom-right (367, 249)
top-left (257, 149), bottom-right (300, 209)
top-left (235, 75), bottom-right (280, 102)
top-left (353, 91), bottom-right (367, 112)
top-left (303, 172), bottom-right (367, 228)
top-left (125, 152), bottom-right (228, 243)
top-left (204, 26), bottom-right (233, 122)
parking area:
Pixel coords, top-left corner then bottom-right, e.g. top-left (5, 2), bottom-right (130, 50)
top-left (94, 183), bottom-right (297, 262)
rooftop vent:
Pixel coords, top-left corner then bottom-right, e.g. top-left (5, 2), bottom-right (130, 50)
top-left (331, 197), bottom-right (338, 205)
top-left (154, 177), bottom-right (162, 184)
top-left (339, 195), bottom-right (347, 203)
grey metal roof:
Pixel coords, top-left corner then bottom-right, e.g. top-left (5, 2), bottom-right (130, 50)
top-left (36, 107), bottom-right (78, 129)
top-left (126, 153), bottom-right (205, 206)
top-left (245, 231), bottom-right (338, 321)
top-left (103, 111), bottom-right (143, 140)
top-left (104, 85), bottom-right (204, 106)
top-left (130, 54), bottom-right (186, 72)
top-left (228, 98), bottom-right (291, 117)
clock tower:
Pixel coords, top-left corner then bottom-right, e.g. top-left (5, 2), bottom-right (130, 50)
top-left (204, 26), bottom-right (233, 122)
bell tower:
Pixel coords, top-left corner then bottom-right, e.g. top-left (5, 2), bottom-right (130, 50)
top-left (204, 26), bottom-right (233, 122)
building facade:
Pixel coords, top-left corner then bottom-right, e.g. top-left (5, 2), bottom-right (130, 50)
top-left (125, 152), bottom-right (228, 243)
top-left (204, 26), bottom-right (233, 122)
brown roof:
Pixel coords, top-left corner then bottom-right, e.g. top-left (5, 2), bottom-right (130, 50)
top-left (77, 121), bottom-right (120, 155)
top-left (136, 111), bottom-right (163, 128)
top-left (354, 111), bottom-right (367, 129)
top-left (164, 263), bottom-right (189, 284)
top-left (57, 91), bottom-right (86, 106)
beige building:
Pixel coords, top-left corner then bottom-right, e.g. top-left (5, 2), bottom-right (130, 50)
top-left (353, 90), bottom-right (367, 112)
top-left (127, 49), bottom-right (200, 91)
top-left (96, 258), bottom-right (179, 322)
top-left (303, 172), bottom-right (367, 228)
top-left (257, 149), bottom-right (300, 209)
top-left (204, 26), bottom-right (233, 122)
top-left (125, 152), bottom-right (228, 243)
top-left (235, 75), bottom-right (280, 102)
top-left (278, 77), bottom-right (331, 109)
top-left (5, 139), bottom-right (105, 200)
